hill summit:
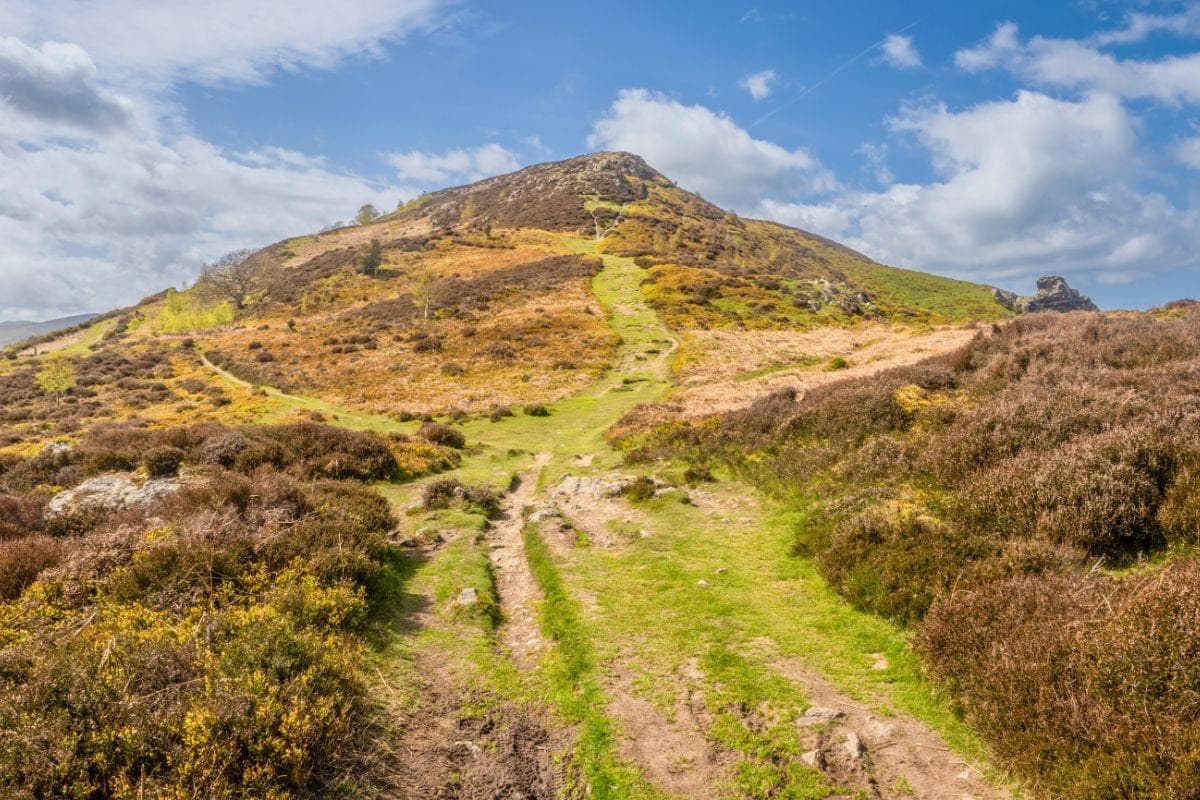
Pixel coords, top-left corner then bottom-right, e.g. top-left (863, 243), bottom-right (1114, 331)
top-left (2, 151), bottom-right (1022, 444)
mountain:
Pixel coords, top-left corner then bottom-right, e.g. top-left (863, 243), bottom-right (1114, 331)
top-left (0, 150), bottom-right (1194, 800)
top-left (0, 313), bottom-right (97, 347)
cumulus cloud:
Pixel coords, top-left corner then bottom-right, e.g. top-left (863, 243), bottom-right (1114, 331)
top-left (956, 22), bottom-right (1200, 106)
top-left (388, 144), bottom-right (521, 185)
top-left (4, 0), bottom-right (441, 87)
top-left (955, 22), bottom-right (1023, 72)
top-left (1092, 4), bottom-right (1200, 46)
top-left (0, 1), bottom-right (449, 319)
top-left (588, 88), bottom-right (832, 208)
top-left (0, 38), bottom-right (132, 130)
top-left (739, 69), bottom-right (777, 100)
top-left (880, 34), bottom-right (922, 69)
top-left (0, 124), bottom-right (406, 320)
top-left (756, 92), bottom-right (1200, 286)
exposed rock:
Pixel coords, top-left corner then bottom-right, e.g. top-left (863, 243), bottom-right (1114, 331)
top-left (799, 706), bottom-right (846, 724)
top-left (801, 749), bottom-right (824, 768)
top-left (992, 275), bottom-right (1098, 314)
top-left (528, 506), bottom-right (560, 523)
top-left (454, 587), bottom-right (480, 607)
top-left (843, 731), bottom-right (866, 759)
top-left (46, 473), bottom-right (181, 518)
top-left (1026, 275), bottom-right (1099, 313)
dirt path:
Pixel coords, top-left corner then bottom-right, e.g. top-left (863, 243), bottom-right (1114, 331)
top-left (489, 451), bottom-right (552, 666)
top-left (774, 658), bottom-right (1004, 800)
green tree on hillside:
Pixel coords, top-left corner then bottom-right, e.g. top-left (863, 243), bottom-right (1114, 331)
top-left (357, 239), bottom-right (383, 277)
top-left (35, 356), bottom-right (76, 401)
top-left (412, 269), bottom-right (438, 320)
top-left (356, 204), bottom-right (380, 225)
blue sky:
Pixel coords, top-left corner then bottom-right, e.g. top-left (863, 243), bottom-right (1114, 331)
top-left (1, 0), bottom-right (1198, 318)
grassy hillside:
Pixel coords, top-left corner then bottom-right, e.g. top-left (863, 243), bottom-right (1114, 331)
top-left (0, 152), bottom-right (1072, 799)
top-left (612, 301), bottom-right (1200, 798)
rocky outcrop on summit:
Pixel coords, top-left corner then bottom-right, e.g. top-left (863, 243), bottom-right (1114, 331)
top-left (992, 275), bottom-right (1098, 314)
top-left (396, 151), bottom-right (671, 235)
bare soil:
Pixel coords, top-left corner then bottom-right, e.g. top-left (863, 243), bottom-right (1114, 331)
top-left (488, 452), bottom-right (552, 667)
top-left (672, 324), bottom-right (976, 416)
top-left (774, 657), bottom-right (1005, 800)
top-left (383, 642), bottom-right (561, 800)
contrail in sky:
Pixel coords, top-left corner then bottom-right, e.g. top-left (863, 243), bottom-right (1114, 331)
top-left (752, 20), bottom-right (920, 128)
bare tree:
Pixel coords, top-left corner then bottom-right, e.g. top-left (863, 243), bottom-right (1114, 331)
top-left (196, 249), bottom-right (280, 310)
top-left (592, 206), bottom-right (624, 241)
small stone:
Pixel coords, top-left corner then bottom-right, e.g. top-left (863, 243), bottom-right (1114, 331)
top-left (957, 768), bottom-right (973, 781)
top-left (450, 739), bottom-right (481, 757)
top-left (697, 579), bottom-right (709, 587)
top-left (800, 706), bottom-right (846, 723)
top-left (639, 529), bottom-right (651, 538)
top-left (868, 719), bottom-right (895, 738)
top-left (454, 587), bottom-right (479, 607)
top-left (843, 732), bottom-right (866, 759)
top-left (801, 749), bottom-right (823, 768)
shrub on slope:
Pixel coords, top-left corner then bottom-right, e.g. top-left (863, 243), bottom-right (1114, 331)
top-left (611, 303), bottom-right (1200, 796)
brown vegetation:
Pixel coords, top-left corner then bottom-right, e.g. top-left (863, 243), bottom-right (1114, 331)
top-left (612, 304), bottom-right (1200, 797)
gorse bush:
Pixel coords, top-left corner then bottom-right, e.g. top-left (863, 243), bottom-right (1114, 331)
top-left (0, 422), bottom-right (407, 798)
top-left (612, 303), bottom-right (1200, 796)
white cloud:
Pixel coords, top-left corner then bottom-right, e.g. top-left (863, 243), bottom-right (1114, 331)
top-left (1177, 136), bottom-right (1200, 169)
top-left (1092, 5), bottom-right (1200, 46)
top-left (739, 69), bottom-right (777, 100)
top-left (0, 121), bottom-right (406, 320)
top-left (0, 38), bottom-right (133, 130)
top-left (0, 1), bottom-right (450, 319)
top-left (4, 0), bottom-right (441, 87)
top-left (956, 22), bottom-right (1200, 106)
top-left (880, 34), bottom-right (922, 69)
top-left (955, 22), bottom-right (1022, 72)
top-left (756, 92), bottom-right (1200, 287)
top-left (588, 88), bottom-right (832, 208)
top-left (388, 144), bottom-right (521, 185)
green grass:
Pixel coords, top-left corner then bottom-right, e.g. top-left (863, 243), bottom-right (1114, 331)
top-left (155, 289), bottom-right (234, 333)
top-left (837, 260), bottom-right (1010, 323)
top-left (552, 480), bottom-right (1001, 791)
top-left (523, 524), bottom-right (670, 800)
top-left (451, 236), bottom-right (677, 489)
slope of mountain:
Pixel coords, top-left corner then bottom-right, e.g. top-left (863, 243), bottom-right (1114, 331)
top-left (1, 152), bottom-right (1165, 800)
top-left (0, 313), bottom-right (96, 348)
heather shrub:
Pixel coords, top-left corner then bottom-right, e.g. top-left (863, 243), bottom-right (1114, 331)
top-left (0, 422), bottom-right (406, 798)
top-left (421, 478), bottom-right (502, 518)
top-left (142, 445), bottom-right (184, 477)
top-left (816, 511), bottom-right (995, 624)
top-left (0, 494), bottom-right (41, 540)
top-left (623, 476), bottom-right (657, 503)
top-left (956, 430), bottom-right (1173, 555)
top-left (0, 536), bottom-right (63, 599)
top-left (417, 421), bottom-right (466, 449)
top-left (920, 560), bottom-right (1200, 799)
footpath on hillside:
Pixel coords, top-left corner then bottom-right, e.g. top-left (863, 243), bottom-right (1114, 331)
top-left (210, 238), bottom-right (1011, 799)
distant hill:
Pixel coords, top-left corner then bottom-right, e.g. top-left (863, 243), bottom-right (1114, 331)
top-left (0, 313), bottom-right (97, 347)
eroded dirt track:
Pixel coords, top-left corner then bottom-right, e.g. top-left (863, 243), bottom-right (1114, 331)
top-left (488, 451), bottom-right (552, 666)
